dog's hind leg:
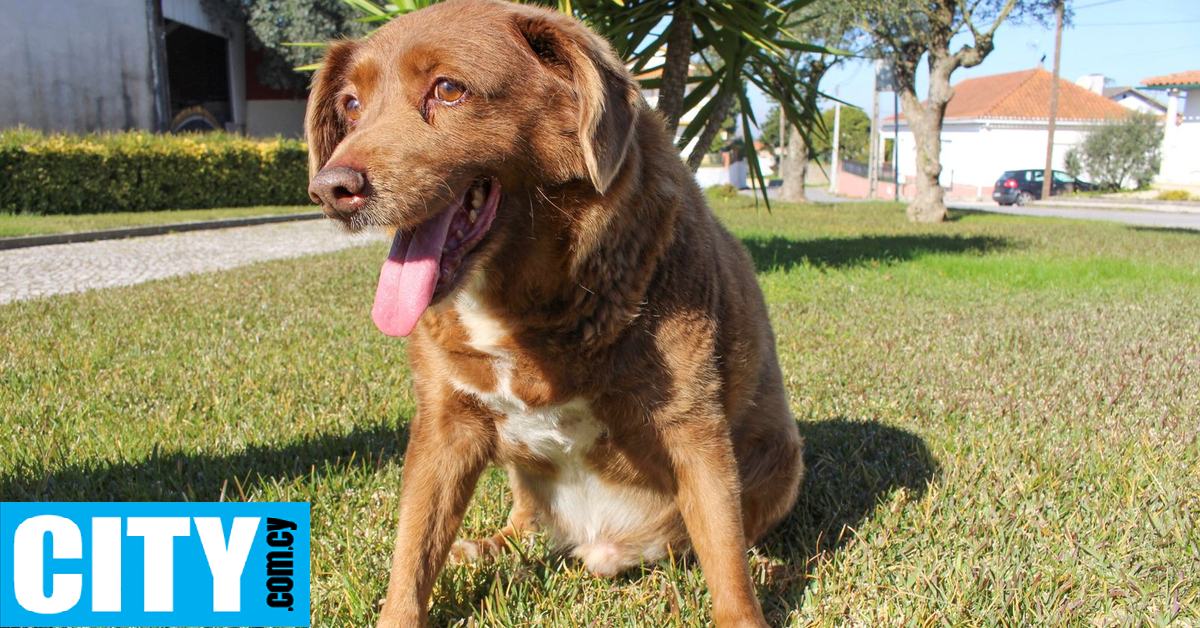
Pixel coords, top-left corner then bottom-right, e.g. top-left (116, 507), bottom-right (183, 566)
top-left (735, 373), bottom-right (804, 546)
top-left (450, 465), bottom-right (540, 563)
top-left (737, 426), bottom-right (803, 546)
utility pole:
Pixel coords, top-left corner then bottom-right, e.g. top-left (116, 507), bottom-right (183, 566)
top-left (868, 60), bottom-right (881, 199)
top-left (830, 88), bottom-right (841, 194)
top-left (894, 89), bottom-right (900, 201)
top-left (778, 104), bottom-right (786, 179)
top-left (1042, 0), bottom-right (1065, 201)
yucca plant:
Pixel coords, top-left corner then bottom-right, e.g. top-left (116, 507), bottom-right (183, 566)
top-left (301, 0), bottom-right (834, 204)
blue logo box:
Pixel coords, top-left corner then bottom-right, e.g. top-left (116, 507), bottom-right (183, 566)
top-left (0, 502), bottom-right (310, 627)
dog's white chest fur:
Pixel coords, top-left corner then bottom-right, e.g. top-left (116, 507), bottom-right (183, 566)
top-left (451, 285), bottom-right (670, 557)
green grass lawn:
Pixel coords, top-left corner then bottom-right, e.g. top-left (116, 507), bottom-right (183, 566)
top-left (2, 199), bottom-right (1197, 627)
top-left (0, 205), bottom-right (315, 238)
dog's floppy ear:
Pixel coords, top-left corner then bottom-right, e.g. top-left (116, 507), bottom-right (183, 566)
top-left (514, 12), bottom-right (641, 194)
top-left (304, 39), bottom-right (359, 178)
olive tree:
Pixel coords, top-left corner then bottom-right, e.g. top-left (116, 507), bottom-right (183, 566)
top-left (846, 0), bottom-right (1059, 222)
top-left (1064, 112), bottom-right (1162, 191)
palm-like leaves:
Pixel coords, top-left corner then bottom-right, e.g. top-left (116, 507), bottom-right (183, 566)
top-left (316, 0), bottom-right (833, 204)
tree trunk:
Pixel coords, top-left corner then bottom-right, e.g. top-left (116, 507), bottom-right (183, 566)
top-left (898, 60), bottom-right (955, 223)
top-left (906, 110), bottom-right (947, 222)
top-left (686, 92), bottom-right (734, 171)
top-left (778, 125), bottom-right (809, 203)
top-left (656, 4), bottom-right (694, 130)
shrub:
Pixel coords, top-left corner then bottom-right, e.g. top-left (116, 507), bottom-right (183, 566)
top-left (1155, 190), bottom-right (1193, 202)
top-left (706, 184), bottom-right (740, 201)
top-left (1063, 112), bottom-right (1162, 191)
top-left (0, 128), bottom-right (310, 214)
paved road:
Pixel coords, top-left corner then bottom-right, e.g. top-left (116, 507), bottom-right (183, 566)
top-left (0, 220), bottom-right (384, 304)
top-left (949, 201), bottom-right (1200, 231)
top-left (750, 187), bottom-right (1200, 230)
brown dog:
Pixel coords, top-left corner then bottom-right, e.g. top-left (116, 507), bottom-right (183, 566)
top-left (305, 1), bottom-right (803, 626)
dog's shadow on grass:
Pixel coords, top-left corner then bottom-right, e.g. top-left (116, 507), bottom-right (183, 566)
top-left (741, 233), bottom-right (1011, 272)
top-left (0, 417), bottom-right (934, 626)
top-left (755, 418), bottom-right (938, 620)
top-left (0, 421), bottom-right (409, 502)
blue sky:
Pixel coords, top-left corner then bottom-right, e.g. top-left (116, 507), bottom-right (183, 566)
top-left (748, 0), bottom-right (1200, 128)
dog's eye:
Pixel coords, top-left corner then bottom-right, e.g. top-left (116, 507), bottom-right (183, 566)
top-left (434, 79), bottom-right (466, 104)
top-left (344, 96), bottom-right (362, 122)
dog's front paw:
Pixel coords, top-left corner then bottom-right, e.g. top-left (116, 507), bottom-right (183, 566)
top-left (373, 601), bottom-right (425, 628)
top-left (448, 536), bottom-right (506, 563)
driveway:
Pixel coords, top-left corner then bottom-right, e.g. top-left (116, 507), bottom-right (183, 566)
top-left (0, 220), bottom-right (383, 304)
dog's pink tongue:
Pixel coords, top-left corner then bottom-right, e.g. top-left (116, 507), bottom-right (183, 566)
top-left (372, 207), bottom-right (456, 337)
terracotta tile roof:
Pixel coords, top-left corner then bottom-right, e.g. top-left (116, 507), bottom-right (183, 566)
top-left (1142, 69), bottom-right (1200, 87)
top-left (890, 68), bottom-right (1129, 122)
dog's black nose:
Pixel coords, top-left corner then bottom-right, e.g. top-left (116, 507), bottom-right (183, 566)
top-left (309, 166), bottom-right (369, 219)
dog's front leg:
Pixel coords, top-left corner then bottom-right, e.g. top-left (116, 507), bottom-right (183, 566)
top-left (665, 416), bottom-right (769, 628)
top-left (377, 401), bottom-right (492, 628)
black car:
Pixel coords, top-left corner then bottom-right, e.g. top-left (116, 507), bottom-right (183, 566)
top-left (993, 169), bottom-right (1096, 206)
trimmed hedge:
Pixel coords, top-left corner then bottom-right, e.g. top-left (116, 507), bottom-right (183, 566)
top-left (1156, 189), bottom-right (1194, 202)
top-left (0, 129), bottom-right (310, 214)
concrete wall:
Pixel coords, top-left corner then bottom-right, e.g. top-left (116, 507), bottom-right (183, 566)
top-left (0, 0), bottom-right (162, 132)
top-left (246, 100), bottom-right (307, 138)
top-left (162, 0), bottom-right (221, 33)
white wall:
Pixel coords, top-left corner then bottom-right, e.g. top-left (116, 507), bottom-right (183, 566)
top-left (696, 161), bottom-right (747, 189)
top-left (1159, 90), bottom-right (1199, 187)
top-left (1112, 93), bottom-right (1164, 115)
top-left (890, 120), bottom-right (1102, 188)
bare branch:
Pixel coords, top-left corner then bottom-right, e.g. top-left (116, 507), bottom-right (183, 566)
top-left (958, 0), bottom-right (985, 40)
top-left (982, 0), bottom-right (1019, 38)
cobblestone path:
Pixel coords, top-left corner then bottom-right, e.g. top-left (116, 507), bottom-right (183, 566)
top-left (0, 221), bottom-right (383, 304)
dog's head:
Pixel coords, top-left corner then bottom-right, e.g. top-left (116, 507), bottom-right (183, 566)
top-left (305, 0), bottom-right (641, 337)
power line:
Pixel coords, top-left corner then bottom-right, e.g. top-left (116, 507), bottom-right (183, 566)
top-left (1109, 43), bottom-right (1200, 60)
top-left (1073, 0), bottom-right (1128, 10)
top-left (1075, 18), bottom-right (1200, 26)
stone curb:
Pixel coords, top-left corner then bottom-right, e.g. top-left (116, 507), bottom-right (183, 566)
top-left (0, 212), bottom-right (325, 251)
top-left (1030, 200), bottom-right (1200, 214)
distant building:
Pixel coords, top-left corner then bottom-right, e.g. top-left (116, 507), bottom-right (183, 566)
top-left (634, 55), bottom-right (746, 189)
top-left (1075, 74), bottom-right (1167, 115)
top-left (0, 0), bottom-right (307, 137)
top-left (870, 68), bottom-right (1129, 199)
top-left (1142, 70), bottom-right (1200, 188)
top-left (1102, 87), bottom-right (1167, 115)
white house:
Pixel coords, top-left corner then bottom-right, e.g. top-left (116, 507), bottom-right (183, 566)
top-left (634, 58), bottom-right (746, 189)
top-left (1075, 74), bottom-right (1166, 115)
top-left (877, 68), bottom-right (1130, 198)
top-left (1141, 70), bottom-right (1200, 189)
